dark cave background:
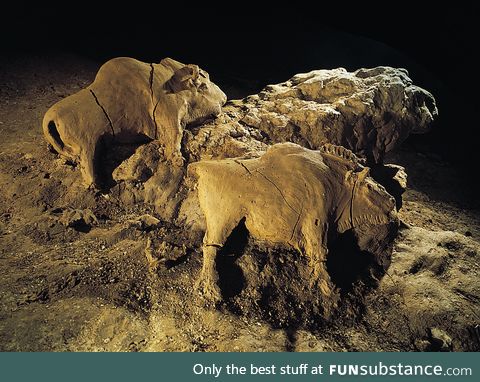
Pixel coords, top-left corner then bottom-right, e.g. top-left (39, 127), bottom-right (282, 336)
top-left (1, 3), bottom-right (477, 178)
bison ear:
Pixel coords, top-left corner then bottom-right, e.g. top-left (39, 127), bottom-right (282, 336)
top-left (186, 65), bottom-right (200, 80)
top-left (357, 167), bottom-right (370, 182)
top-left (345, 167), bottom-right (370, 184)
top-left (165, 65), bottom-right (201, 93)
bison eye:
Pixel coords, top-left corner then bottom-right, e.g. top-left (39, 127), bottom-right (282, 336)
top-left (198, 83), bottom-right (208, 91)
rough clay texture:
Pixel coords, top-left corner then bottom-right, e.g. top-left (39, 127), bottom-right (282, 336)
top-left (190, 143), bottom-right (398, 306)
top-left (42, 57), bottom-right (227, 185)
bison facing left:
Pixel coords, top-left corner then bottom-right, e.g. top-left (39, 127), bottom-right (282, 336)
top-left (189, 143), bottom-right (399, 305)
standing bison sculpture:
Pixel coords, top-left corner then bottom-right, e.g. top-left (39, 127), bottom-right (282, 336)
top-left (189, 143), bottom-right (399, 302)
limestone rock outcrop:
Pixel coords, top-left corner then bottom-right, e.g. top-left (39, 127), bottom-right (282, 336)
top-left (193, 66), bottom-right (437, 164)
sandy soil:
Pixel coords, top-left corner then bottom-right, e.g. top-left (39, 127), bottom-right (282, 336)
top-left (0, 54), bottom-right (479, 351)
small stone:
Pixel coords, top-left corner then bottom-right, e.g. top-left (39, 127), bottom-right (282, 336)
top-left (128, 214), bottom-right (160, 231)
top-left (59, 208), bottom-right (98, 230)
top-left (465, 249), bottom-right (476, 257)
top-left (430, 327), bottom-right (453, 352)
top-left (414, 339), bottom-right (431, 352)
top-left (49, 223), bottom-right (65, 236)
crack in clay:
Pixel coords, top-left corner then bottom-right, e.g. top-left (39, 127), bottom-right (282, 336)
top-left (149, 63), bottom-right (155, 101)
top-left (290, 205), bottom-right (303, 241)
top-left (152, 100), bottom-right (160, 139)
top-left (255, 169), bottom-right (299, 215)
top-left (89, 89), bottom-right (115, 137)
top-left (149, 64), bottom-right (159, 139)
top-left (234, 160), bottom-right (252, 175)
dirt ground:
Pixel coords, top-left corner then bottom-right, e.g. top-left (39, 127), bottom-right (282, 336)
top-left (1, 54), bottom-right (479, 351)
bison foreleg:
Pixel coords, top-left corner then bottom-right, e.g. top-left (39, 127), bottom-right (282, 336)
top-left (197, 244), bottom-right (222, 303)
top-left (305, 226), bottom-right (332, 297)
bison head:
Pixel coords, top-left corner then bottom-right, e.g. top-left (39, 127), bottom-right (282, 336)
top-left (164, 60), bottom-right (227, 127)
top-left (337, 167), bottom-right (399, 269)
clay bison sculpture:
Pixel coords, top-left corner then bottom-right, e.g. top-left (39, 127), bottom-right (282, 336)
top-left (189, 143), bottom-right (399, 303)
top-left (43, 57), bottom-right (226, 186)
